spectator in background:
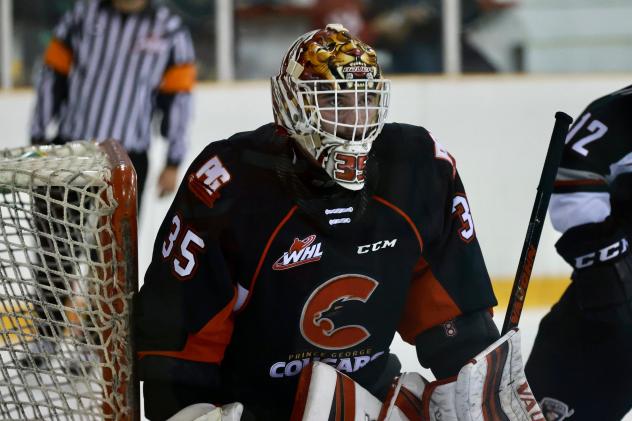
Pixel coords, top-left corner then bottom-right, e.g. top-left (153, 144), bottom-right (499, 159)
top-left (11, 1), bottom-right (76, 86)
top-left (310, 0), bottom-right (367, 39)
top-left (364, 0), bottom-right (513, 73)
top-left (29, 0), bottom-right (196, 210)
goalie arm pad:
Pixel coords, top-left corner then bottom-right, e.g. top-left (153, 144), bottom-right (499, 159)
top-left (380, 329), bottom-right (544, 421)
top-left (555, 218), bottom-right (632, 323)
top-left (414, 310), bottom-right (500, 379)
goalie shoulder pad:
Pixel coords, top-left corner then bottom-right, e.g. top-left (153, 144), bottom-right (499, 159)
top-left (290, 361), bottom-right (383, 421)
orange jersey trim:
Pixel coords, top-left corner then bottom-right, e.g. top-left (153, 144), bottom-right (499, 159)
top-left (240, 205), bottom-right (299, 312)
top-left (372, 195), bottom-right (423, 254)
top-left (398, 258), bottom-right (462, 344)
top-left (44, 39), bottom-right (73, 75)
top-left (138, 289), bottom-right (238, 364)
top-left (159, 63), bottom-right (196, 93)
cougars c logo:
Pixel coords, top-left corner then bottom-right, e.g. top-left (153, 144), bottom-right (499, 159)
top-left (300, 274), bottom-right (378, 350)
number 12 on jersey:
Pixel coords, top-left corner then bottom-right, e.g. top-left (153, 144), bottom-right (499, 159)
top-left (565, 112), bottom-right (608, 157)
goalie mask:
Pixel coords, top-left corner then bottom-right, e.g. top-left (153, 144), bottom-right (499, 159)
top-left (271, 24), bottom-right (391, 190)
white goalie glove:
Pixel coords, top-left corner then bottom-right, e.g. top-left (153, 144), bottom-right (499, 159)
top-left (380, 328), bottom-right (544, 421)
top-left (166, 402), bottom-right (243, 421)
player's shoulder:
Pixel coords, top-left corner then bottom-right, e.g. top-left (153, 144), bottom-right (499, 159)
top-left (71, 0), bottom-right (89, 15)
top-left (184, 124), bottom-right (282, 208)
top-left (377, 123), bottom-right (445, 160)
top-left (63, 0), bottom-right (91, 23)
top-left (378, 122), bottom-right (434, 149)
top-left (193, 123), bottom-right (279, 164)
top-left (563, 85), bottom-right (632, 170)
top-left (370, 124), bottom-right (461, 236)
top-left (375, 123), bottom-right (456, 177)
top-left (585, 85), bottom-right (632, 120)
top-left (153, 3), bottom-right (188, 33)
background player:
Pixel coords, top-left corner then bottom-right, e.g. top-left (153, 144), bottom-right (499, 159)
top-left (525, 85), bottom-right (632, 420)
top-left (135, 24), bottom-right (538, 420)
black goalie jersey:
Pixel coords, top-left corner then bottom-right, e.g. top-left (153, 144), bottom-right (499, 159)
top-left (135, 123), bottom-right (497, 418)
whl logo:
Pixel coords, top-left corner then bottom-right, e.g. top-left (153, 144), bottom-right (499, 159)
top-left (272, 235), bottom-right (323, 270)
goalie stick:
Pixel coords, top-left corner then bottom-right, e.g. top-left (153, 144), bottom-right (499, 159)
top-left (501, 111), bottom-right (574, 335)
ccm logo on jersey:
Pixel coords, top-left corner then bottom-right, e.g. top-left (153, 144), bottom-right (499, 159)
top-left (300, 275), bottom-right (378, 350)
top-left (357, 239), bottom-right (397, 254)
top-left (574, 238), bottom-right (629, 269)
top-left (272, 235), bottom-right (323, 270)
top-left (188, 155), bottom-right (231, 207)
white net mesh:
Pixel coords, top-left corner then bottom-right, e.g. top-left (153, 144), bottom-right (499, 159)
top-left (0, 141), bottom-right (137, 420)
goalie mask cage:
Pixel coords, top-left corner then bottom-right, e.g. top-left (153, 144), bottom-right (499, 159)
top-left (0, 140), bottom-right (139, 421)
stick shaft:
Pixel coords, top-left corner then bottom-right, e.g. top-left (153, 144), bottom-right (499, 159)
top-left (501, 111), bottom-right (573, 335)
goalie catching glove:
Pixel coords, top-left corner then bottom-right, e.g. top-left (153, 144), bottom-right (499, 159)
top-left (380, 328), bottom-right (543, 421)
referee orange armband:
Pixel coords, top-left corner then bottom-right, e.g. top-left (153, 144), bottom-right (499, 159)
top-left (44, 38), bottom-right (73, 75)
top-left (159, 63), bottom-right (197, 93)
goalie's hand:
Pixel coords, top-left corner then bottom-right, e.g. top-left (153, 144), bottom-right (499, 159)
top-left (380, 329), bottom-right (544, 421)
top-left (166, 402), bottom-right (243, 421)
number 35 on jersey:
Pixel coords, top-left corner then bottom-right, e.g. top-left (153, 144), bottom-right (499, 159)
top-left (162, 213), bottom-right (206, 280)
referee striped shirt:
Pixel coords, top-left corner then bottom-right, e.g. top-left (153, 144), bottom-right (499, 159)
top-left (30, 0), bottom-right (195, 167)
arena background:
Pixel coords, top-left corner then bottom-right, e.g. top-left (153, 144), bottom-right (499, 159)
top-left (2, 74), bottom-right (631, 420)
top-left (1, 0), bottom-right (631, 419)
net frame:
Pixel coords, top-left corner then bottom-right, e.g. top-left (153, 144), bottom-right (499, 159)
top-left (0, 140), bottom-right (139, 421)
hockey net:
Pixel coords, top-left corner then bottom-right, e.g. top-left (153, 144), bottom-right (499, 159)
top-left (0, 140), bottom-right (138, 420)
